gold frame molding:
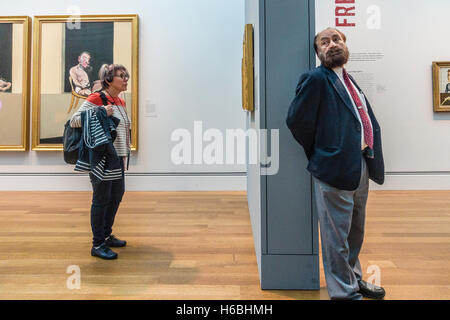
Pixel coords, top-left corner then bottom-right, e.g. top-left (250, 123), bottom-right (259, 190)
top-left (0, 16), bottom-right (31, 151)
top-left (432, 61), bottom-right (450, 112)
top-left (32, 14), bottom-right (139, 151)
top-left (242, 24), bottom-right (254, 112)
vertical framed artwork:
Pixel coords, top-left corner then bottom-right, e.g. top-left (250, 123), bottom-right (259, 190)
top-left (32, 14), bottom-right (139, 150)
top-left (432, 61), bottom-right (450, 112)
top-left (242, 24), bottom-right (254, 112)
top-left (0, 16), bottom-right (31, 151)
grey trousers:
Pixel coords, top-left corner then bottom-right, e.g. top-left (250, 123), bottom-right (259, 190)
top-left (313, 155), bottom-right (369, 300)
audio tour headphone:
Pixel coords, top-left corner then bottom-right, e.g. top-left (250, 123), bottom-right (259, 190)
top-left (104, 64), bottom-right (115, 84)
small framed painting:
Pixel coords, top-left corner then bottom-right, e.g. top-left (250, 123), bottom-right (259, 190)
top-left (433, 61), bottom-right (450, 112)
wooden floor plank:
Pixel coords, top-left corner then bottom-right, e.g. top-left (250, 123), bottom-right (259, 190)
top-left (0, 190), bottom-right (449, 299)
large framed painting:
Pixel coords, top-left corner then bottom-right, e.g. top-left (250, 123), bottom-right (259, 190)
top-left (32, 14), bottom-right (139, 151)
top-left (0, 16), bottom-right (31, 151)
top-left (433, 61), bottom-right (450, 112)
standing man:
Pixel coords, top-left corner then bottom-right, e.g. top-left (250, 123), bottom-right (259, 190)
top-left (286, 28), bottom-right (386, 300)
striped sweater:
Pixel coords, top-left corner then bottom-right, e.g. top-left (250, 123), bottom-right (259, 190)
top-left (70, 92), bottom-right (131, 157)
top-left (74, 107), bottom-right (123, 181)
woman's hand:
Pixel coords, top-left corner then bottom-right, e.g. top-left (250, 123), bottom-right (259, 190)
top-left (103, 105), bottom-right (114, 116)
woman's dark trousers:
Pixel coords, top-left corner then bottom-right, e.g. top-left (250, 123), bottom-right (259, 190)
top-left (89, 168), bottom-right (125, 247)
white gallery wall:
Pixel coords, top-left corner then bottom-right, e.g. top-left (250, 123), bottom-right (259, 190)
top-left (2, 0), bottom-right (450, 191)
top-left (0, 0), bottom-right (247, 191)
top-left (316, 0), bottom-right (450, 189)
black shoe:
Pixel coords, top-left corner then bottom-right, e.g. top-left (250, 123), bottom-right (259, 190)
top-left (91, 243), bottom-right (118, 260)
top-left (358, 280), bottom-right (385, 299)
top-left (105, 234), bottom-right (127, 247)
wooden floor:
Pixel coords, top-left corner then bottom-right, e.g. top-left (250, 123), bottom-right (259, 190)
top-left (0, 191), bottom-right (449, 300)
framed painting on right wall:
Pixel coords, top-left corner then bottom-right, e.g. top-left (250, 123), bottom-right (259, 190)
top-left (433, 61), bottom-right (450, 112)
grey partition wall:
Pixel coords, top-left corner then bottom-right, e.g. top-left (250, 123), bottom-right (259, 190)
top-left (246, 0), bottom-right (319, 289)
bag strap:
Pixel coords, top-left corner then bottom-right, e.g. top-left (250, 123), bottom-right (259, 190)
top-left (97, 91), bottom-right (109, 106)
top-left (97, 90), bottom-right (130, 170)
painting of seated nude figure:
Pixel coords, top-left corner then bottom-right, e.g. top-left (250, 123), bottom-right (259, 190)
top-left (0, 17), bottom-right (31, 151)
top-left (0, 22), bottom-right (12, 94)
top-left (441, 69), bottom-right (450, 106)
top-left (38, 21), bottom-right (114, 145)
top-left (32, 15), bottom-right (137, 150)
top-left (65, 22), bottom-right (114, 97)
top-left (68, 51), bottom-right (102, 97)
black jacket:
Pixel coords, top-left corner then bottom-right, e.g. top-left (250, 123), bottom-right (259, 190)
top-left (286, 65), bottom-right (384, 191)
top-left (74, 107), bottom-right (123, 181)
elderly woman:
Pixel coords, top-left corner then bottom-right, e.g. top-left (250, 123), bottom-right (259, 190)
top-left (70, 64), bottom-right (131, 260)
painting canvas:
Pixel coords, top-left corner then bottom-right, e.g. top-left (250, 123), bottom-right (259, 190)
top-left (0, 17), bottom-right (31, 151)
top-left (439, 67), bottom-right (450, 106)
top-left (64, 22), bottom-right (114, 97)
top-left (32, 15), bottom-right (139, 150)
top-left (0, 23), bottom-right (13, 94)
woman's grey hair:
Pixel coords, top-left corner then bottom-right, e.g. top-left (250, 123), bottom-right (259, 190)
top-left (98, 64), bottom-right (129, 89)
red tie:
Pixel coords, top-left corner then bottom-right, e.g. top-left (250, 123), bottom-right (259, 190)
top-left (342, 69), bottom-right (373, 150)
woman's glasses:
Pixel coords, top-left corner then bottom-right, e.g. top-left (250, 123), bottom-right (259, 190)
top-left (115, 73), bottom-right (129, 80)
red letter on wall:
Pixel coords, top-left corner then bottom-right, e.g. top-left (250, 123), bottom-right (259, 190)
top-left (336, 18), bottom-right (356, 27)
top-left (335, 6), bottom-right (355, 16)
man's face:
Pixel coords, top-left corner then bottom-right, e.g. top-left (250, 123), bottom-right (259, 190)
top-left (316, 29), bottom-right (349, 68)
top-left (78, 53), bottom-right (91, 68)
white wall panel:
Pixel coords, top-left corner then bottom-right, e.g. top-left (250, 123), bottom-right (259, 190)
top-left (316, 0), bottom-right (450, 173)
top-left (0, 0), bottom-right (246, 190)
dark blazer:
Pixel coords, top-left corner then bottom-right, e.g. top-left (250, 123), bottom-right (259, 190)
top-left (75, 107), bottom-right (123, 181)
top-left (286, 64), bottom-right (384, 191)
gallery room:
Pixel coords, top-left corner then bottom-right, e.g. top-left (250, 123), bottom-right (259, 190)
top-left (0, 0), bottom-right (449, 301)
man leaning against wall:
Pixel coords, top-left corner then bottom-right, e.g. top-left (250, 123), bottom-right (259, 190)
top-left (286, 28), bottom-right (386, 300)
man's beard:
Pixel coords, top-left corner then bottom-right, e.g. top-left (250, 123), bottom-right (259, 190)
top-left (318, 47), bottom-right (349, 68)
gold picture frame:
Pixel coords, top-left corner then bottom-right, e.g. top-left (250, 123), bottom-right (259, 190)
top-left (433, 61), bottom-right (450, 112)
top-left (242, 24), bottom-right (254, 112)
top-left (32, 14), bottom-right (139, 151)
top-left (0, 16), bottom-right (31, 151)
